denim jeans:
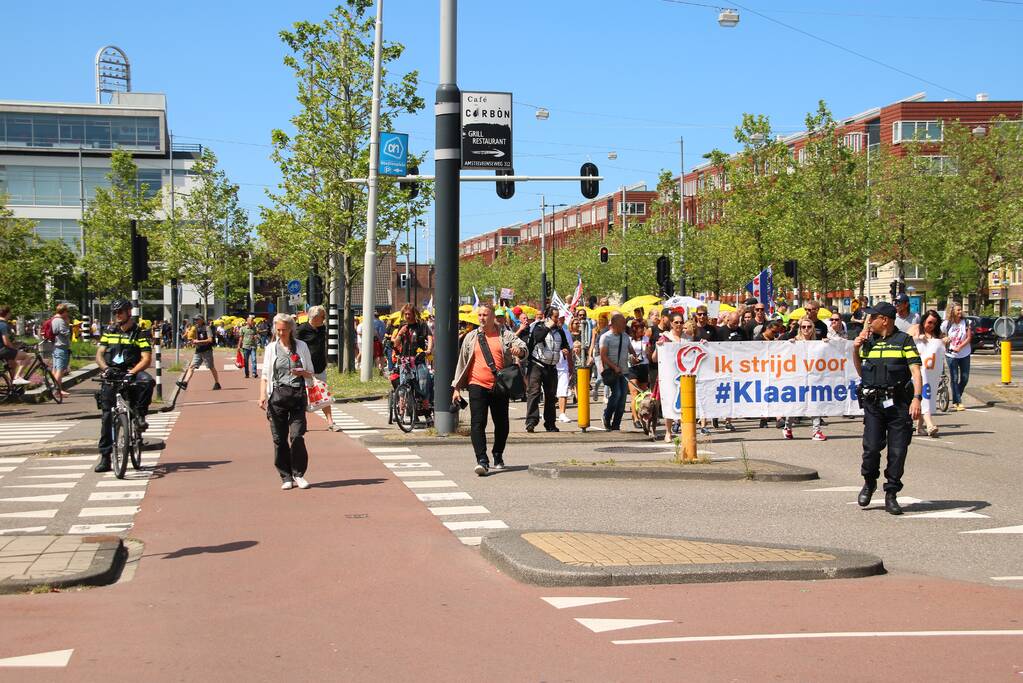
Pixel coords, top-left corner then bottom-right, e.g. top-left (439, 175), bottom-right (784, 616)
top-left (241, 347), bottom-right (258, 377)
top-left (603, 373), bottom-right (628, 429)
top-left (947, 354), bottom-right (971, 405)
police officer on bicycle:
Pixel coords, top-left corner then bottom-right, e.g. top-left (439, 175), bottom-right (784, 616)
top-left (852, 302), bottom-right (923, 515)
top-left (94, 300), bottom-right (155, 473)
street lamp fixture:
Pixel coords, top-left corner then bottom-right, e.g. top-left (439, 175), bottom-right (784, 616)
top-left (718, 8), bottom-right (740, 28)
top-left (535, 108), bottom-right (550, 121)
top-left (607, 151), bottom-right (618, 160)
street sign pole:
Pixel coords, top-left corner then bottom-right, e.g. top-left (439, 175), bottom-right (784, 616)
top-left (433, 0), bottom-right (461, 435)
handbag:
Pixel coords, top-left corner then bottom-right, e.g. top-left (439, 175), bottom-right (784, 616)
top-left (478, 332), bottom-right (524, 400)
top-left (235, 350), bottom-right (244, 369)
top-left (306, 377), bottom-right (333, 412)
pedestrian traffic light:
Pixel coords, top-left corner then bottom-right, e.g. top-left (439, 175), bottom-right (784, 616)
top-left (656, 255), bottom-right (671, 287)
top-left (496, 168), bottom-right (515, 200)
top-left (307, 274), bottom-right (324, 306)
top-left (784, 260), bottom-right (798, 278)
top-left (130, 220), bottom-right (149, 285)
top-left (599, 246), bottom-right (609, 263)
top-left (889, 280), bottom-right (898, 300)
top-left (580, 162), bottom-right (599, 199)
top-left (400, 164), bottom-right (420, 199)
top-left (545, 280), bottom-right (552, 298)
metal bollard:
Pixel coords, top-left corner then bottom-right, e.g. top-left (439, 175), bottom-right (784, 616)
top-left (577, 366), bottom-right (590, 431)
top-left (679, 374), bottom-right (697, 461)
top-left (1002, 339), bottom-right (1012, 385)
top-left (154, 328), bottom-right (162, 400)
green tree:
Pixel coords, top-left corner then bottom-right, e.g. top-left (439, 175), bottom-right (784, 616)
top-left (80, 150), bottom-right (163, 300)
top-left (261, 1), bottom-right (429, 370)
top-left (166, 149), bottom-right (251, 318)
top-left (0, 196), bottom-right (77, 315)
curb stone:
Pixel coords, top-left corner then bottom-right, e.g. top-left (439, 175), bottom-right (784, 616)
top-left (333, 393), bottom-right (388, 404)
top-left (0, 535), bottom-right (127, 595)
top-left (528, 458), bottom-right (819, 482)
top-left (359, 430), bottom-right (657, 448)
top-left (965, 385), bottom-right (1023, 413)
top-left (20, 363), bottom-right (102, 404)
top-left (0, 438), bottom-right (165, 459)
top-left (480, 529), bottom-right (885, 587)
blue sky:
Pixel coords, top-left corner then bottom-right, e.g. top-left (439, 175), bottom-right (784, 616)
top-left (4, 1), bottom-right (1021, 254)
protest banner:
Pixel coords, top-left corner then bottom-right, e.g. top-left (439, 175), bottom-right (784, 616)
top-left (657, 340), bottom-right (863, 420)
top-left (915, 337), bottom-right (945, 415)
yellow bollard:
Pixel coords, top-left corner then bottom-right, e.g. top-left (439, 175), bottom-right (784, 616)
top-left (577, 366), bottom-right (590, 431)
top-left (1002, 339), bottom-right (1012, 385)
top-left (679, 375), bottom-right (698, 462)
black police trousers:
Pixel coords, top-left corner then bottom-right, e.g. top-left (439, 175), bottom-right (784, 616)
top-left (525, 361), bottom-right (558, 431)
top-left (861, 398), bottom-right (913, 493)
top-left (98, 372), bottom-right (155, 457)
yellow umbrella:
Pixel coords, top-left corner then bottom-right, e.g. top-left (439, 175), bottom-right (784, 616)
top-left (459, 312), bottom-right (479, 326)
top-left (789, 307), bottom-right (832, 321)
top-left (718, 303), bottom-right (737, 312)
top-left (588, 305), bottom-right (618, 320)
top-left (383, 311), bottom-right (403, 323)
top-left (619, 295), bottom-right (661, 314)
top-left (459, 304), bottom-right (473, 313)
top-left (517, 305), bottom-right (539, 318)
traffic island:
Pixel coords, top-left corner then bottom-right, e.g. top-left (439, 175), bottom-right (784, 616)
top-left (528, 457), bottom-right (818, 482)
top-left (0, 535), bottom-right (127, 594)
top-left (361, 429), bottom-right (655, 448)
top-left (481, 530), bottom-right (884, 586)
top-left (0, 438), bottom-right (166, 459)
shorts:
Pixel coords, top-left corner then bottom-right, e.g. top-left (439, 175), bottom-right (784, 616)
top-left (556, 369), bottom-right (571, 398)
top-left (52, 347), bottom-right (71, 372)
top-left (627, 365), bottom-right (648, 383)
top-left (373, 339), bottom-right (384, 359)
top-left (190, 349), bottom-right (216, 369)
top-left (0, 346), bottom-right (16, 362)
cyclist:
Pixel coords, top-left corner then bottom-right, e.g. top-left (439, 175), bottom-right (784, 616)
top-left (0, 305), bottom-right (31, 385)
top-left (94, 300), bottom-right (155, 473)
top-left (391, 303), bottom-right (434, 405)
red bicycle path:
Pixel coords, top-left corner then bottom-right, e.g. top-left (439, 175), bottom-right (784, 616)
top-left (2, 363), bottom-right (1022, 681)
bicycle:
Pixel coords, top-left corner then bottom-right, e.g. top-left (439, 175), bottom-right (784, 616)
top-left (935, 368), bottom-right (951, 413)
top-left (94, 373), bottom-right (145, 478)
top-left (0, 342), bottom-right (62, 404)
top-left (392, 356), bottom-right (434, 433)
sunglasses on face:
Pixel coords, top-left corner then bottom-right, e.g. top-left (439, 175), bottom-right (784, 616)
top-left (672, 321), bottom-right (684, 325)
top-left (831, 318), bottom-right (841, 322)
top-left (799, 324), bottom-right (813, 329)
top-left (754, 307), bottom-right (765, 311)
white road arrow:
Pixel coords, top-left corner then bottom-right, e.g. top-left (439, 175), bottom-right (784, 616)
top-left (0, 649), bottom-right (73, 668)
top-left (961, 524), bottom-right (1023, 534)
top-left (542, 597), bottom-right (629, 610)
top-left (907, 509), bottom-right (989, 519)
top-left (576, 618), bottom-right (672, 633)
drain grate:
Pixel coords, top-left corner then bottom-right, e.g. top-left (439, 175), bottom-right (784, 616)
top-left (594, 446), bottom-right (674, 455)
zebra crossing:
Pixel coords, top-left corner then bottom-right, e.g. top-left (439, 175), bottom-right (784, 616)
top-left (0, 421), bottom-right (79, 446)
top-left (368, 446), bottom-right (509, 547)
top-left (146, 412), bottom-right (180, 441)
top-left (330, 409), bottom-right (381, 439)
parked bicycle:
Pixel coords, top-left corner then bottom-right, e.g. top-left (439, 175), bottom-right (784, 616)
top-left (935, 368), bottom-right (951, 413)
top-left (0, 342), bottom-right (62, 404)
top-left (391, 356), bottom-right (434, 433)
top-left (94, 373), bottom-right (145, 478)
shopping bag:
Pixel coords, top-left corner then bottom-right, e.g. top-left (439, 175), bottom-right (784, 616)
top-left (306, 377), bottom-right (333, 412)
top-left (235, 350), bottom-right (244, 369)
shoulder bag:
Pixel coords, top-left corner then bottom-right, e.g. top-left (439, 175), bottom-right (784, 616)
top-left (478, 332), bottom-right (524, 400)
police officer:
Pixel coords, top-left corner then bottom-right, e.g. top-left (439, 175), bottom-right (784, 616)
top-left (94, 300), bottom-right (155, 473)
top-left (852, 302), bottom-right (923, 515)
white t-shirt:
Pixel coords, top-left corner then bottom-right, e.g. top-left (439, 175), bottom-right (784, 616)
top-left (941, 318), bottom-right (972, 359)
top-left (895, 311), bottom-right (920, 333)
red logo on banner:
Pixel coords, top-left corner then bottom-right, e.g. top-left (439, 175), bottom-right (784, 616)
top-left (675, 343), bottom-right (707, 376)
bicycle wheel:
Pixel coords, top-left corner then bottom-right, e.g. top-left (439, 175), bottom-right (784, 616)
top-left (387, 388), bottom-right (395, 425)
top-left (44, 370), bottom-right (62, 404)
top-left (395, 384), bottom-right (417, 433)
top-left (0, 372), bottom-right (11, 404)
top-left (111, 412), bottom-right (130, 479)
top-left (936, 379), bottom-right (950, 413)
top-left (130, 418), bottom-right (144, 470)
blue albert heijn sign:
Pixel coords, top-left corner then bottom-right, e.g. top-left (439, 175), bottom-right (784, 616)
top-left (379, 132), bottom-right (408, 176)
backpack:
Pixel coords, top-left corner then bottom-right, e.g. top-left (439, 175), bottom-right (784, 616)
top-left (41, 316), bottom-right (57, 342)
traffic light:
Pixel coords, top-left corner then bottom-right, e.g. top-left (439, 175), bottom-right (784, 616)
top-left (783, 260), bottom-right (798, 279)
top-left (130, 220), bottom-right (149, 285)
top-left (397, 272), bottom-right (409, 289)
top-left (656, 255), bottom-right (671, 287)
top-left (496, 168), bottom-right (515, 200)
top-left (889, 280), bottom-right (898, 300)
top-left (307, 274), bottom-right (324, 306)
top-left (400, 164), bottom-right (420, 199)
top-left (580, 162), bottom-right (599, 199)
top-left (599, 246), bottom-right (609, 263)
top-left (545, 280), bottom-right (552, 299)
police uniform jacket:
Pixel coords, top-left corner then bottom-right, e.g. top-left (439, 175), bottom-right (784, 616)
top-left (858, 329), bottom-right (920, 392)
top-left (99, 323), bottom-right (151, 371)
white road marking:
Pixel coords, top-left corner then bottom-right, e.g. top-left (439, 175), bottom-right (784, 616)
top-left (385, 462), bottom-right (432, 469)
top-left (542, 597), bottom-right (629, 610)
top-left (459, 537), bottom-right (482, 546)
top-left (962, 525), bottom-right (1023, 534)
top-left (0, 457), bottom-right (27, 463)
top-left (0, 649), bottom-right (74, 668)
top-left (428, 506), bottom-right (490, 516)
top-left (0, 509), bottom-right (58, 519)
top-left (68, 523), bottom-right (133, 534)
top-left (0, 494), bottom-right (68, 503)
top-left (908, 509), bottom-right (990, 519)
top-left (848, 496), bottom-right (925, 509)
top-left (28, 465), bottom-right (92, 471)
top-left (394, 471), bottom-right (444, 477)
top-left (577, 618), bottom-right (672, 633)
top-left (0, 526), bottom-right (48, 535)
top-left (88, 491), bottom-right (145, 501)
top-left (375, 454), bottom-right (420, 460)
top-left (991, 576), bottom-right (1023, 581)
top-left (95, 480), bottom-right (150, 487)
top-left (804, 486), bottom-right (864, 492)
top-left (368, 447), bottom-right (412, 453)
top-left (442, 520), bottom-right (508, 531)
top-left (21, 473), bottom-right (85, 480)
top-left (612, 629), bottom-right (1023, 645)
top-left (37, 455), bottom-right (95, 462)
top-left (103, 472), bottom-right (152, 480)
top-left (78, 506), bottom-right (140, 517)
top-left (2, 482), bottom-right (76, 489)
top-left (0, 467), bottom-right (14, 473)
top-left (416, 492), bottom-right (472, 502)
top-left (404, 480), bottom-right (457, 489)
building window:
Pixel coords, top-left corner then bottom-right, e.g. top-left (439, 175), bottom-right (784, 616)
top-left (595, 205), bottom-right (606, 221)
top-left (892, 120), bottom-right (943, 144)
top-left (0, 112), bottom-right (162, 151)
top-left (842, 133), bottom-right (864, 152)
top-left (618, 201), bottom-right (645, 216)
top-left (500, 236), bottom-right (518, 246)
top-left (913, 155), bottom-right (956, 175)
top-left (566, 214), bottom-right (576, 228)
top-left (797, 147), bottom-right (807, 164)
top-left (33, 219), bottom-right (82, 249)
top-left (0, 165), bottom-right (162, 206)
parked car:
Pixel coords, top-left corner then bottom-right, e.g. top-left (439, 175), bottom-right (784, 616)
top-left (965, 316), bottom-right (997, 350)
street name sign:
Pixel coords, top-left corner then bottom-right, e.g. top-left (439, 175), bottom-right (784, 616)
top-left (461, 91), bottom-right (512, 170)
top-left (379, 132), bottom-right (408, 176)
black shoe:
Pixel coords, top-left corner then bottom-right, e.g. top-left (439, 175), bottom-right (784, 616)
top-left (474, 462), bottom-right (489, 476)
top-left (94, 457), bottom-right (112, 473)
top-left (602, 417), bottom-right (611, 430)
top-left (525, 424), bottom-right (535, 433)
top-left (712, 418), bottom-right (719, 428)
top-left (857, 481), bottom-right (876, 507)
top-left (244, 374), bottom-right (249, 379)
top-left (546, 426), bottom-right (560, 433)
top-left (724, 421), bottom-right (736, 432)
top-left (492, 457), bottom-right (506, 471)
top-left (885, 492), bottom-right (903, 515)
top-left (212, 383), bottom-right (222, 390)
top-left (176, 380), bottom-right (188, 390)
top-left (759, 418), bottom-right (768, 428)
top-left (775, 418), bottom-right (785, 429)
top-left (136, 418), bottom-right (149, 432)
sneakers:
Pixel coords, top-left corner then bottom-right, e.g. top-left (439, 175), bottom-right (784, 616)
top-left (176, 380), bottom-right (188, 390)
top-left (699, 426), bottom-right (711, 436)
top-left (783, 427), bottom-right (794, 440)
top-left (492, 457), bottom-right (506, 471)
top-left (723, 421), bottom-right (736, 432)
top-left (281, 480), bottom-right (294, 490)
top-left (955, 403), bottom-right (965, 411)
top-left (557, 413), bottom-right (571, 423)
top-left (327, 423), bottom-right (344, 432)
top-left (12, 377), bottom-right (30, 386)
top-left (759, 418), bottom-right (769, 428)
top-left (812, 430), bottom-right (827, 441)
top-left (525, 424), bottom-right (536, 433)
top-left (94, 457), bottom-right (112, 473)
top-left (294, 476), bottom-right (311, 490)
top-left (474, 462), bottom-right (489, 476)
top-left (212, 383), bottom-right (222, 391)
top-left (546, 426), bottom-right (560, 433)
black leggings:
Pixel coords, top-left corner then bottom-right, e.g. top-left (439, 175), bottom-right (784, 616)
top-left (468, 383), bottom-right (510, 464)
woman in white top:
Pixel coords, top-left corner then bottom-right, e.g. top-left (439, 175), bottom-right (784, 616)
top-left (940, 303), bottom-right (972, 411)
top-left (652, 313), bottom-right (686, 442)
top-left (626, 320), bottom-right (650, 427)
top-left (784, 318), bottom-right (826, 442)
top-left (910, 310), bottom-right (945, 437)
top-left (259, 314), bottom-right (315, 490)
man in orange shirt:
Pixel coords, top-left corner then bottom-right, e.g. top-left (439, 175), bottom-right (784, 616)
top-left (452, 303), bottom-right (527, 476)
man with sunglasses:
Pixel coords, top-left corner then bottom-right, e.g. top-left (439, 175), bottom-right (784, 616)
top-left (828, 313), bottom-right (848, 339)
top-left (745, 303), bottom-right (769, 338)
top-left (692, 305), bottom-right (716, 342)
